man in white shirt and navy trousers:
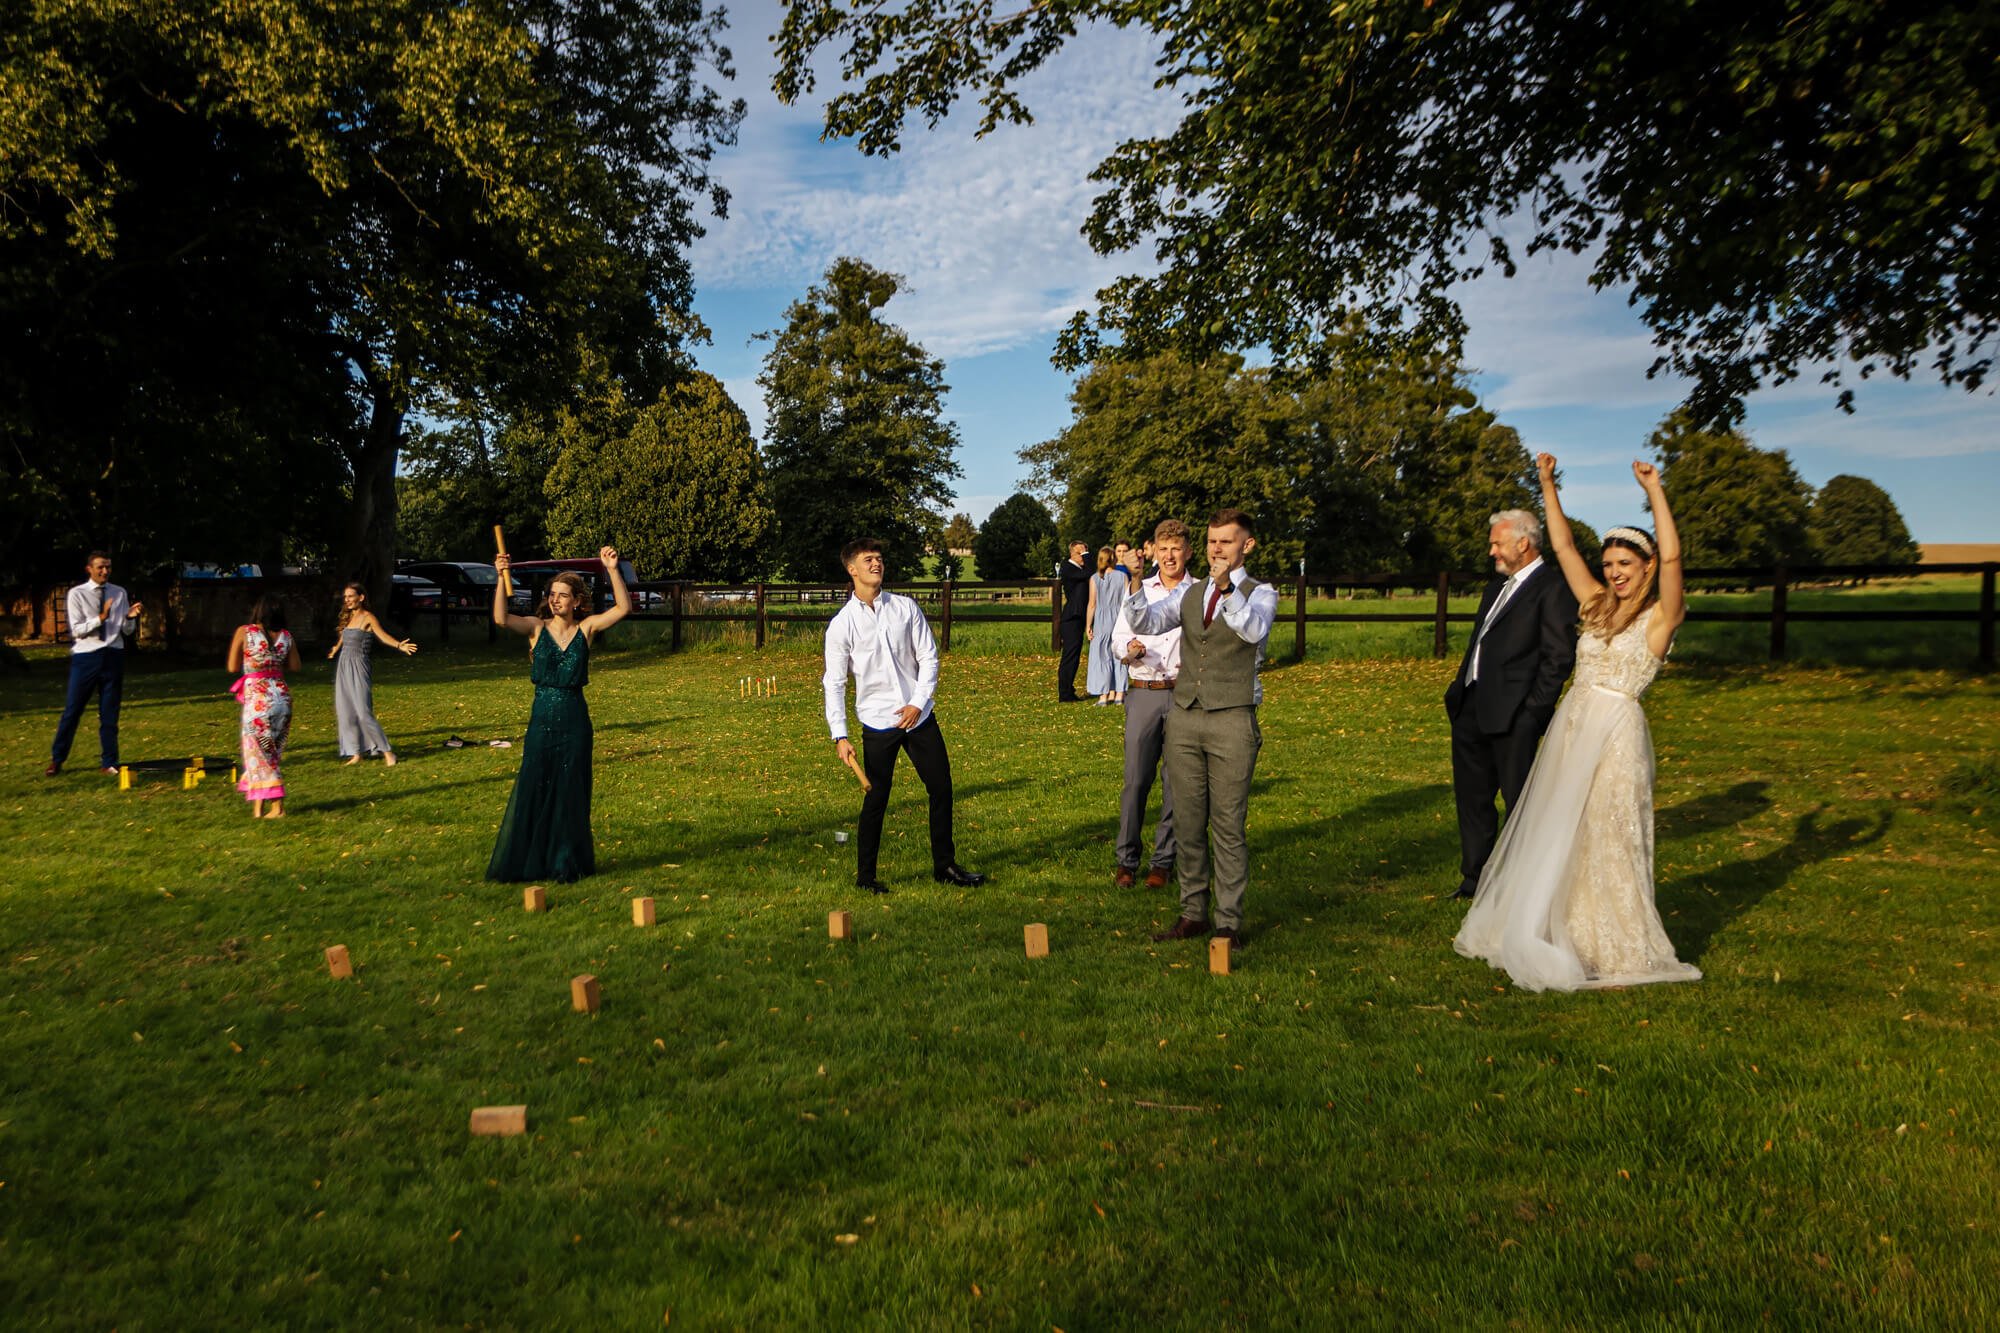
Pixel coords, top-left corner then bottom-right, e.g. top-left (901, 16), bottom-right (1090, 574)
top-left (824, 537), bottom-right (985, 893)
top-left (47, 550), bottom-right (144, 776)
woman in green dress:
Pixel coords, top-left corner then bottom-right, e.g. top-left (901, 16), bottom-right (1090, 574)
top-left (485, 546), bottom-right (631, 882)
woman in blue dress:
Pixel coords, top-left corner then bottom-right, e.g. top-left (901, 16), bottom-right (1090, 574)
top-left (485, 546), bottom-right (631, 882)
top-left (1085, 542), bottom-right (1132, 705)
top-left (326, 582), bottom-right (417, 764)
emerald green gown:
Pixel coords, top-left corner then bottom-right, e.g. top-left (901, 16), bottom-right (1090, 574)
top-left (486, 627), bottom-right (594, 882)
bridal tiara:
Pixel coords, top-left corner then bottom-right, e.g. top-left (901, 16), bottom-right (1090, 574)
top-left (1602, 526), bottom-right (1655, 556)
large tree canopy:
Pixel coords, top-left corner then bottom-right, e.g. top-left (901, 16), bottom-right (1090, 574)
top-left (776, 2), bottom-right (2000, 421)
top-left (1651, 414), bottom-right (1815, 567)
top-left (759, 258), bottom-right (963, 581)
top-left (0, 0), bottom-right (743, 592)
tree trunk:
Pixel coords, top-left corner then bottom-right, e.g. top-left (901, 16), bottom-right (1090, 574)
top-left (342, 377), bottom-right (405, 610)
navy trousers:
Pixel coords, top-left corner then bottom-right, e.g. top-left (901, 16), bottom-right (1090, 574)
top-left (51, 648), bottom-right (125, 769)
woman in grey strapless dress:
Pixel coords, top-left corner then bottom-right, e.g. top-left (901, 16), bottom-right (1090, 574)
top-left (327, 582), bottom-right (417, 764)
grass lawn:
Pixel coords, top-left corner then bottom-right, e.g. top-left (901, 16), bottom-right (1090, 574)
top-left (1, 631), bottom-right (1995, 1326)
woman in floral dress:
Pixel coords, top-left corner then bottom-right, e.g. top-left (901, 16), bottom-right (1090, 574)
top-left (228, 596), bottom-right (302, 818)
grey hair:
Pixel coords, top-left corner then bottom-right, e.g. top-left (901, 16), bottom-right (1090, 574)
top-left (1489, 509), bottom-right (1544, 550)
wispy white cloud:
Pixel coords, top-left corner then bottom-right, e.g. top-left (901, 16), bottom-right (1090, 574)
top-left (693, 20), bottom-right (1179, 360)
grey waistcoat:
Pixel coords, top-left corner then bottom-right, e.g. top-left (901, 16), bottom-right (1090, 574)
top-left (1174, 576), bottom-right (1263, 711)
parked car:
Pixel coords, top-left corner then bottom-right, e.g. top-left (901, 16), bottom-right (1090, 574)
top-left (398, 560), bottom-right (497, 610)
top-left (388, 573), bottom-right (445, 619)
top-left (503, 557), bottom-right (653, 613)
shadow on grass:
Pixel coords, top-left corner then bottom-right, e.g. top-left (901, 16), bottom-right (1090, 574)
top-left (1657, 781), bottom-right (1774, 840)
top-left (1664, 803), bottom-right (1894, 961)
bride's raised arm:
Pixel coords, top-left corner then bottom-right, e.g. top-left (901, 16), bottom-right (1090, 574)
top-left (1537, 453), bottom-right (1603, 604)
top-left (1636, 461), bottom-right (1685, 655)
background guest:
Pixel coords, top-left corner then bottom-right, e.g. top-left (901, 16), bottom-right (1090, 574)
top-left (327, 582), bottom-right (417, 765)
top-left (1085, 542), bottom-right (1132, 705)
top-left (46, 551), bottom-right (142, 777)
top-left (228, 596), bottom-right (301, 818)
top-left (1057, 538), bottom-right (1090, 701)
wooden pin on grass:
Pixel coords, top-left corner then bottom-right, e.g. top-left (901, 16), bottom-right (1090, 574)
top-left (632, 896), bottom-right (656, 927)
top-left (523, 885), bottom-right (547, 913)
top-left (325, 945), bottom-right (354, 979)
top-left (469, 1105), bottom-right (527, 1137)
top-left (1024, 923), bottom-right (1049, 959)
top-left (829, 910), bottom-right (853, 941)
top-left (1209, 936), bottom-right (1232, 976)
top-left (571, 974), bottom-right (601, 1014)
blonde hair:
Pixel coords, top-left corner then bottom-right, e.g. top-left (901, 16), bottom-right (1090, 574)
top-left (336, 582), bottom-right (369, 631)
top-left (1580, 532), bottom-right (1659, 641)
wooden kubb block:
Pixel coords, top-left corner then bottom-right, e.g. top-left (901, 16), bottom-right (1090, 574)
top-left (1209, 936), bottom-right (1232, 976)
top-left (571, 974), bottom-right (601, 1014)
top-left (632, 896), bottom-right (656, 927)
top-left (829, 910), bottom-right (853, 941)
top-left (523, 885), bottom-right (547, 913)
top-left (1024, 923), bottom-right (1049, 959)
top-left (325, 945), bottom-right (354, 979)
top-left (469, 1105), bottom-right (528, 1137)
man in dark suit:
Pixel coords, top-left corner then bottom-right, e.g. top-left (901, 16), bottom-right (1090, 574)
top-left (1444, 509), bottom-right (1579, 899)
top-left (1057, 538), bottom-right (1090, 701)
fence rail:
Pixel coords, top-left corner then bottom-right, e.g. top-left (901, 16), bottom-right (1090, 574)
top-left (526, 561), bottom-right (1994, 669)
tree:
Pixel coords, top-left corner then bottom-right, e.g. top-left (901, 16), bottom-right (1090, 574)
top-left (1, 0), bottom-right (744, 596)
top-left (1809, 475), bottom-right (1919, 572)
top-left (1652, 414), bottom-right (1814, 568)
top-left (759, 258), bottom-right (963, 581)
top-left (1021, 336), bottom-right (1536, 576)
top-left (543, 370), bottom-right (771, 581)
top-left (972, 493), bottom-right (1057, 580)
top-left (776, 2), bottom-right (2000, 422)
top-left (941, 513), bottom-right (979, 553)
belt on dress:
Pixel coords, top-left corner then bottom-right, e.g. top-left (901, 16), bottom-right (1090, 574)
top-left (1128, 677), bottom-right (1177, 690)
top-left (230, 668), bottom-right (284, 702)
top-left (1589, 683), bottom-right (1637, 700)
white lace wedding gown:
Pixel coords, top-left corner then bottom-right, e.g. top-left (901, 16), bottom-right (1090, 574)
top-left (1453, 606), bottom-right (1701, 992)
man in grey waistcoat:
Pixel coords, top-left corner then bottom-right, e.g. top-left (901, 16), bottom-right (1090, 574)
top-left (1119, 508), bottom-right (1278, 955)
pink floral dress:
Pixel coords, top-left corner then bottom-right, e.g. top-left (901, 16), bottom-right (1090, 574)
top-left (236, 625), bottom-right (293, 801)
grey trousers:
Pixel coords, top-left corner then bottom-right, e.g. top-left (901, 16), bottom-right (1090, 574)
top-left (1117, 688), bottom-right (1176, 870)
top-left (1162, 703), bottom-right (1260, 930)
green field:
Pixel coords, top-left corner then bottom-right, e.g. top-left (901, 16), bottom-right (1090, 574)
top-left (1, 628), bottom-right (1995, 1326)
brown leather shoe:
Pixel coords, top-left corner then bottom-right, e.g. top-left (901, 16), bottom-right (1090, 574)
top-left (1144, 866), bottom-right (1170, 889)
top-left (1213, 926), bottom-right (1245, 953)
top-left (1150, 915), bottom-right (1210, 942)
top-left (1113, 866), bottom-right (1136, 888)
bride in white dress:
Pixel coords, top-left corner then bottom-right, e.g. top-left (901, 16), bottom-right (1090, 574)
top-left (1453, 455), bottom-right (1701, 992)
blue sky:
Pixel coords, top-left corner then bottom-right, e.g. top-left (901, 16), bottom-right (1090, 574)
top-left (689, 15), bottom-right (1997, 543)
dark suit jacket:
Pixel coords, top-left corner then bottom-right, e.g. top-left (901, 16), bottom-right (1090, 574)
top-left (1060, 560), bottom-right (1090, 624)
top-left (1443, 563), bottom-right (1579, 735)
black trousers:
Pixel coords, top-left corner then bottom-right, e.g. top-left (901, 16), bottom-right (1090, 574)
top-left (857, 715), bottom-right (957, 881)
top-left (1057, 619), bottom-right (1085, 700)
top-left (1449, 683), bottom-right (1549, 891)
top-left (51, 647), bottom-right (125, 768)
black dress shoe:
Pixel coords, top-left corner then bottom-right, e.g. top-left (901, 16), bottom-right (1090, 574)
top-left (857, 878), bottom-right (891, 895)
top-left (933, 864), bottom-right (985, 887)
top-left (1450, 884), bottom-right (1476, 901)
top-left (1150, 915), bottom-right (1210, 941)
top-left (1213, 926), bottom-right (1245, 952)
top-left (44, 762), bottom-right (61, 777)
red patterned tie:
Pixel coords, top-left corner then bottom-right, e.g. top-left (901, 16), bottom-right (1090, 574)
top-left (1203, 582), bottom-right (1225, 628)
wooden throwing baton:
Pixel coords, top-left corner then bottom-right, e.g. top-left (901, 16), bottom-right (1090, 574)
top-left (841, 747), bottom-right (873, 794)
top-left (493, 524), bottom-right (514, 599)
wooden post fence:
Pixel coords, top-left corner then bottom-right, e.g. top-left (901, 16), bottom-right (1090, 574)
top-left (754, 581), bottom-right (767, 649)
top-left (670, 582), bottom-right (683, 650)
top-left (1769, 565), bottom-right (1789, 662)
top-left (1293, 572), bottom-right (1307, 660)
top-left (940, 580), bottom-right (954, 653)
top-left (1981, 565), bottom-right (1996, 671)
top-left (1433, 572), bottom-right (1451, 658)
top-left (1049, 578), bottom-right (1061, 653)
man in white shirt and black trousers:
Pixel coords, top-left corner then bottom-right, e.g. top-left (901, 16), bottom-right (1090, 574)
top-left (824, 537), bottom-right (985, 893)
top-left (46, 550), bottom-right (143, 776)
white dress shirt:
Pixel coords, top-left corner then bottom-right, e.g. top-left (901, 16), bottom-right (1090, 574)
top-left (823, 588), bottom-right (940, 740)
top-left (1111, 572), bottom-right (1192, 681)
top-left (67, 581), bottom-right (135, 655)
top-left (1123, 567), bottom-right (1281, 704)
top-left (1466, 556), bottom-right (1543, 683)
